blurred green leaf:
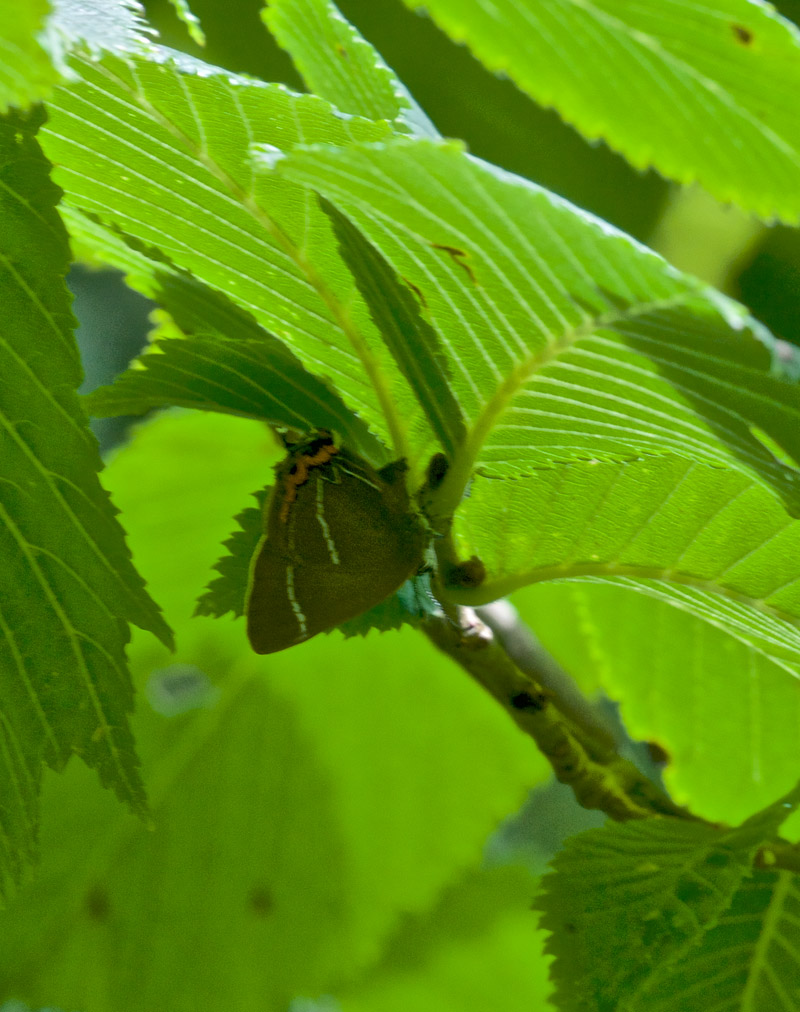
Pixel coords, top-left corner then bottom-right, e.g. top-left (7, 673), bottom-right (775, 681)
top-left (339, 865), bottom-right (554, 1011)
top-left (0, 0), bottom-right (57, 111)
top-left (0, 412), bottom-right (548, 1010)
top-left (166, 0), bottom-right (205, 46)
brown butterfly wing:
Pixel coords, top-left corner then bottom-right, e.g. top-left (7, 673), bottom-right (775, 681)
top-left (246, 448), bottom-right (425, 654)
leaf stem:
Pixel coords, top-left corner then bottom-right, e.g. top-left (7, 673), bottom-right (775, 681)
top-left (427, 293), bottom-right (695, 529)
top-left (476, 599), bottom-right (619, 753)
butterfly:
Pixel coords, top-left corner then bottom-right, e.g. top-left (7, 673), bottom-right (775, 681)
top-left (245, 431), bottom-right (427, 654)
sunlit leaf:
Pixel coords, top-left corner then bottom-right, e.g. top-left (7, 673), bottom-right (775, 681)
top-left (0, 0), bottom-right (57, 111)
top-left (519, 581), bottom-right (800, 827)
top-left (272, 138), bottom-right (800, 515)
top-left (39, 47), bottom-right (434, 455)
top-left (402, 0), bottom-right (800, 221)
top-left (264, 0), bottom-right (436, 135)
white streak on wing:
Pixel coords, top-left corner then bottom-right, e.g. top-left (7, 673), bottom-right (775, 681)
top-left (285, 564), bottom-right (307, 635)
top-left (316, 477), bottom-right (340, 565)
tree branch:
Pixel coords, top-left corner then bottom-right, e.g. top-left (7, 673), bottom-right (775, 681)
top-left (423, 606), bottom-right (701, 823)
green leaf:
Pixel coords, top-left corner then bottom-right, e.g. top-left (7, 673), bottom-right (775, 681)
top-left (0, 1003), bottom-right (68, 1012)
top-left (338, 865), bottom-right (554, 1012)
top-left (451, 455), bottom-right (800, 644)
top-left (83, 272), bottom-right (388, 462)
top-left (0, 108), bottom-right (170, 899)
top-left (263, 0), bottom-right (436, 136)
top-left (518, 582), bottom-right (800, 827)
top-left (402, 0), bottom-right (800, 222)
top-left (536, 783), bottom-right (800, 1011)
top-left (0, 0), bottom-right (57, 111)
top-left (637, 869), bottom-right (800, 1011)
top-left (271, 138), bottom-right (800, 516)
top-left (166, 0), bottom-right (205, 47)
top-left (324, 199), bottom-right (466, 456)
top-left (195, 490), bottom-right (266, 619)
top-left (38, 46), bottom-right (434, 454)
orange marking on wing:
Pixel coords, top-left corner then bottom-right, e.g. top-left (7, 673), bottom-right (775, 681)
top-left (279, 442), bottom-right (339, 522)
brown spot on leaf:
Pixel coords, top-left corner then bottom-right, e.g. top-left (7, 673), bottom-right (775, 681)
top-left (403, 276), bottom-right (428, 308)
top-left (731, 23), bottom-right (753, 45)
top-left (85, 885), bottom-right (111, 921)
top-left (431, 243), bottom-right (478, 286)
top-left (248, 884), bottom-right (273, 916)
